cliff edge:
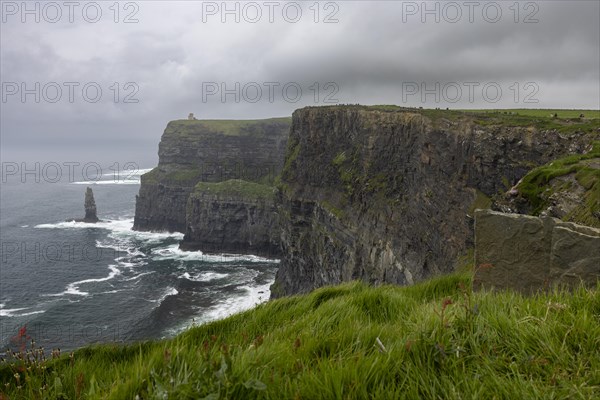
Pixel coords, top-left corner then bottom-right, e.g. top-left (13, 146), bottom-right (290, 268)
top-left (271, 105), bottom-right (599, 298)
top-left (133, 117), bottom-right (290, 255)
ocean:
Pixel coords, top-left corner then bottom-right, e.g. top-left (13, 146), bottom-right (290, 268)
top-left (0, 168), bottom-right (278, 353)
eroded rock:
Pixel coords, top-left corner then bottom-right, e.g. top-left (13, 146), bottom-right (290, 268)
top-left (67, 187), bottom-right (100, 223)
top-left (474, 209), bottom-right (600, 293)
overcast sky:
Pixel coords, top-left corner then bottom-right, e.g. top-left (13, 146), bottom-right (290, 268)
top-left (1, 0), bottom-right (599, 166)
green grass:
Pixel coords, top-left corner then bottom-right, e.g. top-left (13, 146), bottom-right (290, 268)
top-left (192, 179), bottom-right (275, 200)
top-left (281, 141), bottom-right (301, 178)
top-left (167, 117), bottom-right (291, 137)
top-left (516, 141), bottom-right (600, 226)
top-left (2, 273), bottom-right (599, 399)
top-left (142, 166), bottom-right (278, 188)
top-left (465, 109), bottom-right (600, 119)
top-left (464, 112), bottom-right (599, 134)
top-left (141, 167), bottom-right (205, 185)
top-left (301, 105), bottom-right (600, 134)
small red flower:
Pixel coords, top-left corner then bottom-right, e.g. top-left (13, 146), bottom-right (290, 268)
top-left (442, 298), bottom-right (453, 310)
top-left (18, 325), bottom-right (27, 338)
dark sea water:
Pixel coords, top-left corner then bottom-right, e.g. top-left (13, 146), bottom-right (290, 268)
top-left (0, 170), bottom-right (278, 353)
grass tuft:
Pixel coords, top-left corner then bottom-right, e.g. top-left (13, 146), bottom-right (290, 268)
top-left (1, 273), bottom-right (599, 399)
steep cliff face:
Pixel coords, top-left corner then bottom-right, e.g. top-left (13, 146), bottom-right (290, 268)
top-left (133, 168), bottom-right (202, 233)
top-left (180, 180), bottom-right (280, 257)
top-left (271, 106), bottom-right (599, 298)
top-left (133, 118), bottom-right (290, 233)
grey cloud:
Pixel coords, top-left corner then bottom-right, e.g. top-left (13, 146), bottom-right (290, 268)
top-left (1, 0), bottom-right (598, 166)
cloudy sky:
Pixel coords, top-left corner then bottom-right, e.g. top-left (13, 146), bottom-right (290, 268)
top-left (1, 0), bottom-right (599, 166)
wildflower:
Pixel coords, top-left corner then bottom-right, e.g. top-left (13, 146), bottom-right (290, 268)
top-left (442, 298), bottom-right (453, 310)
top-left (17, 326), bottom-right (27, 338)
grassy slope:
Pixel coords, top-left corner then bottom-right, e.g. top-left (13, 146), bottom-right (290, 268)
top-left (2, 273), bottom-right (599, 399)
top-left (465, 109), bottom-right (600, 119)
top-left (516, 141), bottom-right (600, 227)
top-left (168, 118), bottom-right (292, 137)
top-left (141, 167), bottom-right (205, 185)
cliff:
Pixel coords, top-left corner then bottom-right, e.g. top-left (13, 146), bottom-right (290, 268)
top-left (180, 179), bottom-right (281, 257)
top-left (271, 106), bottom-right (600, 298)
top-left (133, 118), bottom-right (290, 234)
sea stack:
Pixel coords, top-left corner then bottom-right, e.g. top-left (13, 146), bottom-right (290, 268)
top-left (83, 187), bottom-right (99, 222)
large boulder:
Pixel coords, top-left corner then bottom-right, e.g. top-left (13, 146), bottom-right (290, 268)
top-left (474, 209), bottom-right (600, 293)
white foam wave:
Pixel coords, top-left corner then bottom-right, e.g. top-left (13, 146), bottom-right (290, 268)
top-left (118, 230), bottom-right (183, 242)
top-left (201, 281), bottom-right (271, 321)
top-left (101, 168), bottom-right (153, 177)
top-left (43, 265), bottom-right (121, 297)
top-left (122, 271), bottom-right (155, 282)
top-left (97, 289), bottom-right (128, 295)
top-left (152, 244), bottom-right (279, 263)
top-left (164, 280), bottom-right (273, 337)
top-left (36, 219), bottom-right (132, 231)
top-left (35, 219), bottom-right (182, 242)
top-left (71, 168), bottom-right (153, 185)
top-left (180, 271), bottom-right (229, 282)
top-left (71, 180), bottom-right (140, 185)
top-left (20, 225), bottom-right (29, 228)
top-left (150, 287), bottom-right (179, 303)
top-left (114, 258), bottom-right (146, 269)
top-left (0, 306), bottom-right (46, 318)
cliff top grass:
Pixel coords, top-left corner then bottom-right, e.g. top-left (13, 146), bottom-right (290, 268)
top-left (141, 166), bottom-right (204, 185)
top-left (142, 166), bottom-right (278, 187)
top-left (516, 141), bottom-right (600, 227)
top-left (192, 179), bottom-right (275, 200)
top-left (466, 108), bottom-right (600, 119)
top-left (299, 105), bottom-right (600, 134)
top-left (466, 111), bottom-right (599, 134)
top-left (166, 117), bottom-right (291, 137)
top-left (2, 272), bottom-right (599, 399)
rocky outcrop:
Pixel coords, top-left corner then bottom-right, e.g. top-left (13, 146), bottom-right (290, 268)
top-left (133, 118), bottom-right (290, 233)
top-left (474, 209), bottom-right (600, 293)
top-left (271, 106), bottom-right (599, 298)
top-left (68, 187), bottom-right (100, 223)
top-left (180, 180), bottom-right (280, 257)
top-left (83, 187), bottom-right (99, 222)
top-left (494, 143), bottom-right (600, 228)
